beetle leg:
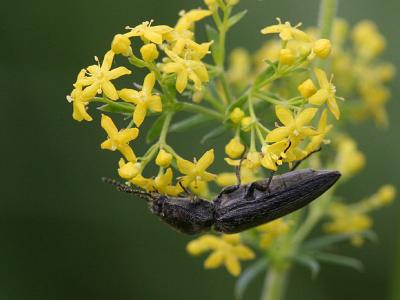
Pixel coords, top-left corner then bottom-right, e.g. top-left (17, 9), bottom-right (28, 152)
top-left (290, 147), bottom-right (322, 171)
top-left (178, 181), bottom-right (200, 203)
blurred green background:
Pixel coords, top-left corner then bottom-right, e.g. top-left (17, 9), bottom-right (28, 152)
top-left (1, 0), bottom-right (399, 299)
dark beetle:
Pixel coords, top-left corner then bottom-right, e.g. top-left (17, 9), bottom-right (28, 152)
top-left (103, 169), bottom-right (341, 235)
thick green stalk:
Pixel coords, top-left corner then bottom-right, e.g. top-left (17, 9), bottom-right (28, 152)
top-left (317, 0), bottom-right (338, 70)
top-left (261, 265), bottom-right (290, 300)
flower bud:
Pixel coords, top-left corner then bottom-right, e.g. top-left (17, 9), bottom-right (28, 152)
top-left (225, 137), bottom-right (245, 159)
top-left (140, 43), bottom-right (159, 62)
top-left (241, 116), bottom-right (252, 132)
top-left (230, 107), bottom-right (245, 124)
top-left (155, 149), bottom-right (173, 167)
top-left (118, 160), bottom-right (141, 179)
top-left (111, 34), bottom-right (132, 56)
top-left (377, 185), bottom-right (396, 205)
top-left (313, 39), bottom-right (332, 59)
top-left (298, 79), bottom-right (317, 98)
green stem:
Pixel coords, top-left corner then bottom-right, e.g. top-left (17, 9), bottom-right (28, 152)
top-left (261, 265), bottom-right (290, 300)
top-left (159, 112), bottom-right (173, 146)
top-left (317, 0), bottom-right (338, 69)
top-left (180, 102), bottom-right (224, 120)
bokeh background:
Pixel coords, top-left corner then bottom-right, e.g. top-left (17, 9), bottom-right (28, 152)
top-left (1, 0), bottom-right (399, 299)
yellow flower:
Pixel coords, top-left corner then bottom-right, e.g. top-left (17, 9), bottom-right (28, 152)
top-left (230, 107), bottom-right (245, 124)
top-left (225, 137), bottom-right (245, 159)
top-left (155, 149), bottom-right (173, 167)
top-left (279, 48), bottom-right (294, 65)
top-left (80, 50), bottom-right (132, 100)
top-left (67, 69), bottom-right (93, 122)
top-left (154, 168), bottom-right (182, 196)
top-left (119, 72), bottom-right (162, 127)
top-left (165, 29), bottom-right (213, 59)
top-left (261, 140), bottom-right (290, 171)
top-left (305, 109), bottom-right (333, 153)
top-left (118, 158), bottom-right (141, 179)
top-left (266, 105), bottom-right (318, 144)
top-left (130, 174), bottom-right (155, 192)
top-left (352, 20), bottom-right (386, 59)
top-left (186, 234), bottom-right (255, 276)
top-left (125, 21), bottom-right (173, 44)
top-left (240, 116), bottom-right (252, 132)
top-left (225, 151), bottom-right (261, 171)
top-left (298, 79), bottom-right (317, 99)
top-left (261, 18), bottom-right (311, 42)
top-left (227, 48), bottom-right (251, 86)
top-left (189, 180), bottom-right (210, 198)
top-left (257, 219), bottom-right (290, 249)
top-left (162, 49), bottom-right (209, 93)
top-left (203, 0), bottom-right (218, 11)
top-left (335, 135), bottom-right (365, 178)
top-left (313, 39), bottom-right (332, 59)
top-left (140, 43), bottom-right (159, 62)
top-left (176, 149), bottom-right (216, 187)
top-left (100, 114), bottom-right (139, 162)
top-left (175, 9), bottom-right (212, 32)
top-left (324, 203), bottom-right (373, 247)
top-left (111, 34), bottom-right (132, 56)
top-left (308, 68), bottom-right (340, 120)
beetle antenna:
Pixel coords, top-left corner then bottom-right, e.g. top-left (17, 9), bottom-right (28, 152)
top-left (101, 177), bottom-right (154, 202)
top-left (290, 147), bottom-right (322, 171)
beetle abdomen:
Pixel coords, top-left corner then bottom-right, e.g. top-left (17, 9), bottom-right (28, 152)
top-left (152, 196), bottom-right (215, 235)
top-left (213, 169), bottom-right (341, 233)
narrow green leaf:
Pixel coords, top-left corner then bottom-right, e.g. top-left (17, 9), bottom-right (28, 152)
top-left (146, 114), bottom-right (166, 143)
top-left (314, 252), bottom-right (363, 272)
top-left (302, 231), bottom-right (378, 251)
top-left (235, 259), bottom-right (268, 300)
top-left (227, 10), bottom-right (248, 28)
top-left (294, 255), bottom-right (320, 279)
top-left (97, 102), bottom-right (134, 114)
top-left (201, 126), bottom-right (228, 144)
top-left (169, 114), bottom-right (210, 133)
top-left (206, 25), bottom-right (221, 64)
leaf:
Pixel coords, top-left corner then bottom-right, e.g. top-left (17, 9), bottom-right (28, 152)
top-left (227, 10), bottom-right (248, 28)
top-left (97, 102), bottom-right (134, 114)
top-left (206, 25), bottom-right (222, 64)
top-left (302, 231), bottom-right (378, 251)
top-left (314, 252), bottom-right (363, 272)
top-left (146, 114), bottom-right (166, 143)
top-left (294, 255), bottom-right (320, 279)
top-left (235, 259), bottom-right (268, 300)
top-left (201, 126), bottom-right (228, 144)
top-left (169, 114), bottom-right (210, 133)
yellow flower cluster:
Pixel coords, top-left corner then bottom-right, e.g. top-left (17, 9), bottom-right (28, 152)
top-left (331, 20), bottom-right (394, 127)
top-left (220, 18), bottom-right (339, 176)
top-left (186, 234), bottom-right (255, 276)
top-left (67, 4), bottom-right (218, 196)
top-left (324, 185), bottom-right (396, 246)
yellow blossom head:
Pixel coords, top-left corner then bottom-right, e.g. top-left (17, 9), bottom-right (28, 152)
top-left (156, 149), bottom-right (173, 167)
top-left (140, 43), bottom-right (159, 62)
top-left (313, 38), bottom-right (332, 59)
top-left (230, 107), bottom-right (245, 124)
top-left (298, 79), bottom-right (317, 99)
top-left (225, 137), bottom-right (245, 159)
top-left (279, 48), bottom-right (295, 65)
top-left (111, 34), bottom-right (132, 56)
